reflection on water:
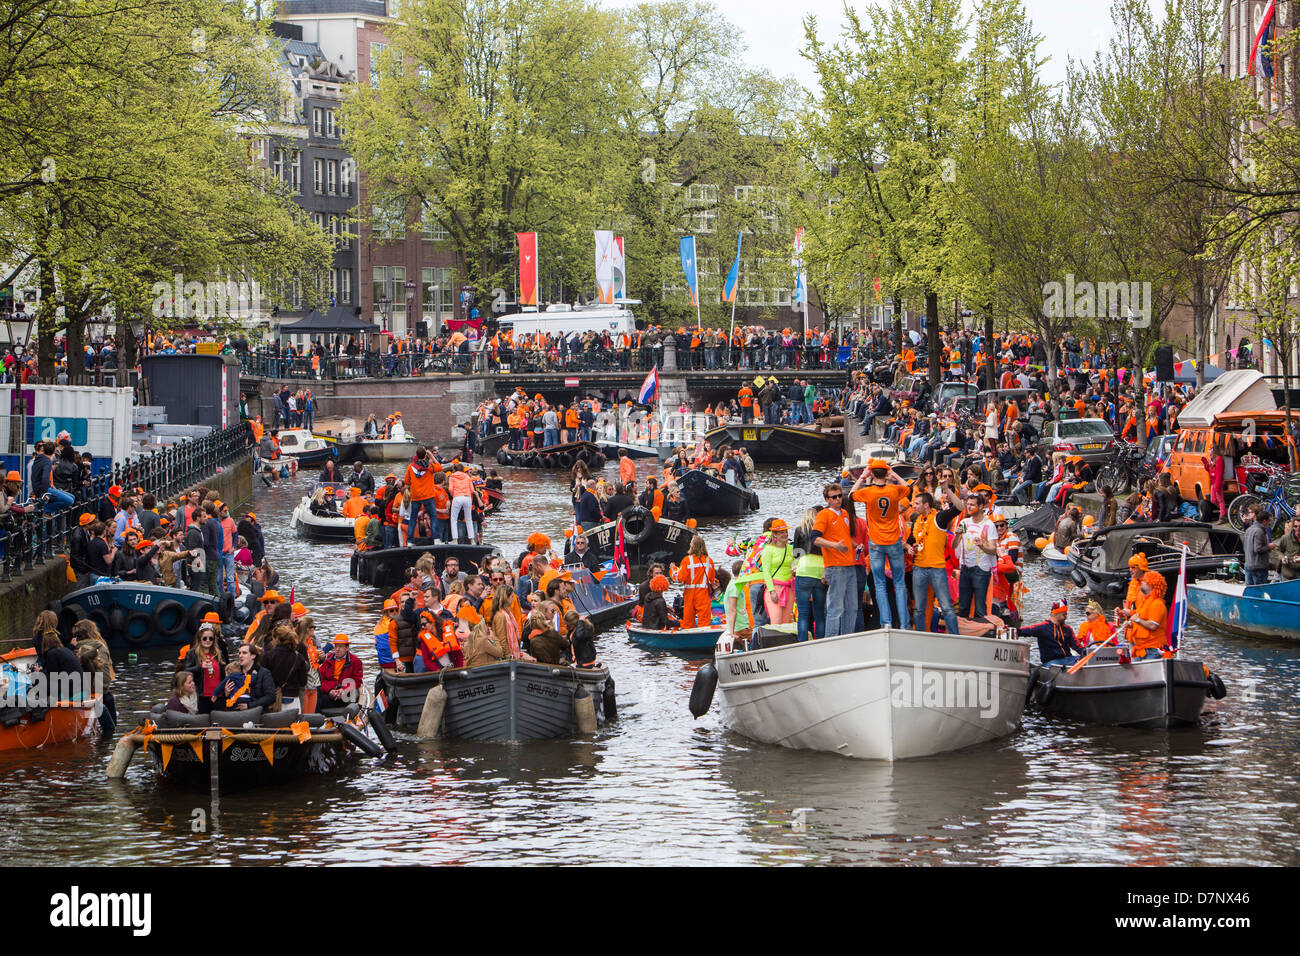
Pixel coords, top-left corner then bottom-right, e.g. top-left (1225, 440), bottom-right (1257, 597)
top-left (2, 462), bottom-right (1298, 865)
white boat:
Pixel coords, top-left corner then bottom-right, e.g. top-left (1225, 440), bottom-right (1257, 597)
top-left (843, 442), bottom-right (910, 476)
top-left (710, 627), bottom-right (1030, 760)
top-left (1040, 545), bottom-right (1073, 574)
top-left (289, 483), bottom-right (357, 542)
top-left (267, 428), bottom-right (336, 466)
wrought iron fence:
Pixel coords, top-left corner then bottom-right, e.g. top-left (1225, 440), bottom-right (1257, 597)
top-left (0, 422), bottom-right (253, 582)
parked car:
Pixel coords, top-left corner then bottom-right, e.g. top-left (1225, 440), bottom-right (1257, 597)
top-left (1044, 417), bottom-right (1118, 465)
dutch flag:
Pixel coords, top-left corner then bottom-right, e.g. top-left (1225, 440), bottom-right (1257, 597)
top-left (638, 366), bottom-right (658, 406)
top-left (1166, 544), bottom-right (1187, 653)
top-left (1249, 1), bottom-right (1278, 80)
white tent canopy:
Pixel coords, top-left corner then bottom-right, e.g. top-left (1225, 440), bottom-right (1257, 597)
top-left (1176, 369), bottom-right (1276, 428)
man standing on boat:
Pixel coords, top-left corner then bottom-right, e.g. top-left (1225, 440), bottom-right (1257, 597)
top-left (907, 490), bottom-right (961, 635)
top-left (849, 460), bottom-right (912, 629)
top-left (813, 482), bottom-right (857, 637)
top-left (1243, 504), bottom-right (1272, 587)
top-left (1274, 515), bottom-right (1300, 579)
top-left (953, 491), bottom-right (999, 623)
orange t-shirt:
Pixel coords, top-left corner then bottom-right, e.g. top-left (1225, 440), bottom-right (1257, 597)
top-left (1130, 595), bottom-right (1167, 655)
top-left (431, 485), bottom-right (451, 519)
top-left (813, 507), bottom-right (854, 567)
top-left (911, 513), bottom-right (948, 568)
top-left (619, 457), bottom-right (636, 486)
top-left (738, 388), bottom-right (753, 407)
top-left (405, 462), bottom-right (436, 501)
top-left (852, 484), bottom-right (910, 546)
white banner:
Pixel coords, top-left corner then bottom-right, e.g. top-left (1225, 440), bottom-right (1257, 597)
top-left (595, 230), bottom-right (615, 304)
top-left (612, 236), bottom-right (626, 300)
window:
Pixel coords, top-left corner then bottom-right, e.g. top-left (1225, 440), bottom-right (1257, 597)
top-left (370, 42), bottom-right (387, 87)
top-left (272, 148), bottom-right (286, 182)
top-left (327, 160), bottom-right (338, 195)
top-left (423, 267), bottom-right (452, 320)
top-left (371, 202), bottom-right (405, 240)
top-left (421, 204), bottom-right (450, 241)
top-left (686, 183), bottom-right (718, 233)
top-left (313, 158), bottom-right (324, 194)
top-left (340, 160), bottom-right (352, 196)
top-left (325, 108), bottom-right (336, 138)
top-left (312, 107), bottom-right (324, 136)
top-left (289, 150), bottom-right (301, 193)
top-left (373, 266), bottom-right (406, 322)
top-left (338, 268), bottom-right (352, 304)
top-left (312, 212), bottom-right (325, 230)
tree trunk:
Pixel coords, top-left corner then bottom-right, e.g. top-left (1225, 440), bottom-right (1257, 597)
top-left (892, 294), bottom-right (903, 355)
top-left (984, 308), bottom-right (996, 391)
top-left (1192, 271), bottom-right (1208, 390)
top-left (926, 291), bottom-right (941, 391)
top-left (66, 307), bottom-right (87, 385)
top-left (35, 256), bottom-right (57, 380)
top-left (1133, 325), bottom-right (1147, 451)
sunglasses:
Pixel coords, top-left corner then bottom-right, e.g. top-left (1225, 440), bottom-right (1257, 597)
top-left (826, 492), bottom-right (842, 499)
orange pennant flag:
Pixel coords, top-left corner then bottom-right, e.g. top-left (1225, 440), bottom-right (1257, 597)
top-left (160, 743), bottom-right (174, 771)
top-left (176, 644), bottom-right (191, 662)
top-left (190, 739), bottom-right (205, 762)
top-left (290, 721), bottom-right (311, 743)
top-left (259, 738), bottom-right (275, 764)
top-left (221, 727), bottom-right (236, 753)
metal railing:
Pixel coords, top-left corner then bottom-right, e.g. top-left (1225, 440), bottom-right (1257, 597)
top-left (238, 344), bottom-right (865, 380)
top-left (0, 422), bottom-right (254, 582)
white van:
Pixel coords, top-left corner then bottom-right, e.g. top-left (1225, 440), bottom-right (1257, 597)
top-left (501, 302), bottom-right (637, 338)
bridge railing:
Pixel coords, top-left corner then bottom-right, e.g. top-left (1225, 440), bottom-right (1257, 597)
top-left (239, 344), bottom-right (865, 380)
top-left (0, 423), bottom-right (253, 583)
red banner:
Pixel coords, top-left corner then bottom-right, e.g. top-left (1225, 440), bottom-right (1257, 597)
top-left (517, 231), bottom-right (538, 306)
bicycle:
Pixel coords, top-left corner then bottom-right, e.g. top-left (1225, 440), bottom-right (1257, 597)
top-left (1095, 439), bottom-right (1157, 494)
top-left (1226, 472), bottom-right (1300, 535)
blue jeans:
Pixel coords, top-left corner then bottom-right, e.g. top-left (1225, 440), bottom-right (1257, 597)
top-left (220, 551), bottom-right (236, 594)
top-left (913, 566), bottom-right (959, 635)
top-left (407, 498), bottom-right (437, 541)
top-left (543, 427), bottom-right (560, 447)
top-left (1245, 568), bottom-right (1269, 586)
top-left (42, 488), bottom-right (75, 514)
top-left (822, 565), bottom-right (858, 638)
top-left (382, 523), bottom-right (398, 549)
top-left (868, 540), bottom-right (909, 629)
top-left (795, 576), bottom-right (826, 642)
top-left (957, 566), bottom-right (991, 619)
top-left (804, 401), bottom-right (813, 422)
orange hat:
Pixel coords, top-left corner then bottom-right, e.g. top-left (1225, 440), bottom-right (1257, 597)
top-left (650, 574), bottom-right (671, 592)
top-left (769, 518), bottom-right (789, 532)
top-left (135, 539), bottom-right (153, 551)
top-left (78, 513), bottom-right (95, 526)
top-left (245, 513), bottom-right (257, 521)
top-left (349, 487), bottom-right (361, 496)
top-left (333, 633), bottom-right (350, 645)
top-left (1049, 600), bottom-right (1069, 616)
top-left (108, 485), bottom-right (122, 499)
top-left (868, 458), bottom-right (888, 470)
top-left (1127, 553), bottom-right (1148, 570)
top-left (1142, 570), bottom-right (1167, 596)
top-left (291, 602), bottom-right (310, 620)
top-left (527, 532), bottom-right (552, 552)
top-left (3, 470), bottom-right (19, 482)
top-left (214, 499), bottom-right (225, 509)
top-left (261, 589), bottom-right (285, 604)
top-left (383, 598), bottom-right (398, 611)
top-left (202, 611), bottom-right (222, 624)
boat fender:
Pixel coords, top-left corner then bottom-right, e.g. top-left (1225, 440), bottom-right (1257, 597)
top-left (602, 676), bottom-right (617, 722)
top-left (689, 662), bottom-right (718, 718)
top-left (349, 551), bottom-right (359, 579)
top-left (368, 706), bottom-right (397, 751)
top-left (591, 453), bottom-right (605, 469)
top-left (573, 682), bottom-right (597, 733)
top-left (106, 735), bottom-right (140, 779)
top-left (497, 448), bottom-right (510, 466)
top-left (107, 606), bottom-right (130, 644)
top-left (558, 452), bottom-right (574, 469)
top-left (217, 593), bottom-right (235, 623)
top-left (337, 720), bottom-right (384, 758)
top-left (522, 452), bottom-right (538, 467)
top-left (417, 684), bottom-right (447, 738)
top-left (1035, 678), bottom-right (1056, 709)
top-left (1207, 671), bottom-right (1227, 700)
top-left (541, 454), bottom-right (554, 468)
top-left (47, 599), bottom-right (64, 623)
top-left (124, 610), bottom-right (154, 647)
top-left (620, 505), bottom-right (655, 546)
top-left (186, 601), bottom-right (216, 638)
top-left (1024, 668), bottom-right (1039, 706)
top-left (151, 599), bottom-right (187, 638)
top-left (1069, 570), bottom-right (1086, 587)
top-left (576, 447), bottom-right (590, 462)
top-left (1106, 580), bottom-right (1123, 596)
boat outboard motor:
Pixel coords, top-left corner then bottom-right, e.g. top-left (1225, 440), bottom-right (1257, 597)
top-left (689, 663), bottom-right (718, 719)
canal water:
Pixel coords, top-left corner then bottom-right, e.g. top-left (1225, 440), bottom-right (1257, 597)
top-left (3, 462), bottom-right (1299, 865)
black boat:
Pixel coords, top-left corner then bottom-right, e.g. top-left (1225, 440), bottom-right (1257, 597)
top-left (676, 469), bottom-right (759, 517)
top-left (476, 428), bottom-right (512, 458)
top-left (496, 441), bottom-right (605, 469)
top-left (705, 422), bottom-right (844, 463)
top-left (1028, 647), bottom-right (1223, 728)
top-left (351, 542), bottom-right (502, 590)
top-left (382, 661), bottom-right (613, 740)
top-left (565, 506), bottom-right (695, 572)
top-left (131, 706), bottom-right (372, 791)
top-left (1066, 521), bottom-right (1241, 597)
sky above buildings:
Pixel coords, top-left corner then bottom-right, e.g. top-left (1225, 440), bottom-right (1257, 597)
top-left (611, 0), bottom-right (1117, 93)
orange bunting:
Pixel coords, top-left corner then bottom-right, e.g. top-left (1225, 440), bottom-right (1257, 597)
top-left (221, 727), bottom-right (237, 753)
top-left (189, 739), bottom-right (205, 762)
top-left (290, 721), bottom-right (311, 743)
top-left (259, 738), bottom-right (276, 764)
top-left (176, 644), bottom-right (191, 662)
top-left (159, 743), bottom-right (174, 771)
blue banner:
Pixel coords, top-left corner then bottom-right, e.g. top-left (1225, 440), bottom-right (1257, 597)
top-left (679, 236), bottom-right (699, 307)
